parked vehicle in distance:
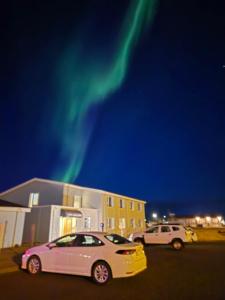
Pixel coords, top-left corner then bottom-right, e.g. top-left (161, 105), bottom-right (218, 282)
top-left (21, 232), bottom-right (147, 284)
top-left (129, 224), bottom-right (197, 250)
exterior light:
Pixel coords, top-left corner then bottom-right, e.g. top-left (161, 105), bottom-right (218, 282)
top-left (163, 215), bottom-right (166, 219)
top-left (195, 216), bottom-right (200, 222)
top-left (217, 216), bottom-right (222, 222)
top-left (206, 216), bottom-right (211, 223)
top-left (152, 213), bottom-right (157, 219)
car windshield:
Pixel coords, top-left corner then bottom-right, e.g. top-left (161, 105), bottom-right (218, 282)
top-left (105, 234), bottom-right (131, 245)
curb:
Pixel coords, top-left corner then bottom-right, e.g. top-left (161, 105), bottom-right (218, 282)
top-left (0, 266), bottom-right (19, 275)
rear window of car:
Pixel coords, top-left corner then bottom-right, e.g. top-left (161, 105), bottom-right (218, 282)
top-left (105, 234), bottom-right (131, 244)
top-left (172, 226), bottom-right (180, 231)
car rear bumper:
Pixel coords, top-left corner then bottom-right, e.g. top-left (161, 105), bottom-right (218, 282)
top-left (113, 255), bottom-right (147, 278)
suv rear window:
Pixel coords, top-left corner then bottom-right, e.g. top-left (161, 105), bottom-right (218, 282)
top-left (161, 226), bottom-right (171, 233)
top-left (172, 226), bottom-right (180, 231)
top-left (105, 234), bottom-right (131, 244)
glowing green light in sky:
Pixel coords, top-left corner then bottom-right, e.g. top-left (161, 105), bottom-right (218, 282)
top-left (52, 0), bottom-right (158, 183)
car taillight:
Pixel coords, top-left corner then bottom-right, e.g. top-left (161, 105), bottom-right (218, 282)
top-left (116, 249), bottom-right (136, 255)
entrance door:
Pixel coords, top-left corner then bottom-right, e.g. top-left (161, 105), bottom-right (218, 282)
top-left (60, 217), bottom-right (76, 236)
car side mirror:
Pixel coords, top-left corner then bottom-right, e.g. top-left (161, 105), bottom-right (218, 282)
top-left (48, 242), bottom-right (56, 249)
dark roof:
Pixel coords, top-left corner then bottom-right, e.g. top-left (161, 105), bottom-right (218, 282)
top-left (0, 199), bottom-right (25, 208)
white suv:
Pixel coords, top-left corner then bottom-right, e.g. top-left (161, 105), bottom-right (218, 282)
top-left (130, 224), bottom-right (194, 250)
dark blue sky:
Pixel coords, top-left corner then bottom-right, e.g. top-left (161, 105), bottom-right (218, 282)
top-left (1, 0), bottom-right (225, 216)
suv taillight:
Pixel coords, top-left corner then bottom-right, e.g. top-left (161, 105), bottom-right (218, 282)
top-left (116, 249), bottom-right (136, 255)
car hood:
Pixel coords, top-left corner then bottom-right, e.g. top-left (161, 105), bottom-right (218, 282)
top-left (26, 243), bottom-right (49, 254)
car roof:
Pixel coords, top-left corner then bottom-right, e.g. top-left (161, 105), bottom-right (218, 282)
top-left (76, 231), bottom-right (107, 236)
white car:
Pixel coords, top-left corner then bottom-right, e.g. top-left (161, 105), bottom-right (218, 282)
top-left (130, 224), bottom-right (195, 250)
top-left (22, 232), bottom-right (147, 284)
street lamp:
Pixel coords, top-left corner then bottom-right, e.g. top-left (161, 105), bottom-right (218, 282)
top-left (152, 213), bottom-right (157, 220)
top-left (195, 216), bottom-right (200, 223)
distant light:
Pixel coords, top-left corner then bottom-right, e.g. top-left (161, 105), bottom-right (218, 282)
top-left (163, 215), bottom-right (166, 219)
top-left (217, 216), bottom-right (222, 222)
top-left (152, 213), bottom-right (157, 219)
top-left (206, 216), bottom-right (211, 223)
top-left (195, 216), bottom-right (200, 222)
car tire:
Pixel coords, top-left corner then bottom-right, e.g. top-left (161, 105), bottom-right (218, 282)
top-left (27, 255), bottom-right (42, 275)
top-left (134, 238), bottom-right (145, 245)
top-left (92, 261), bottom-right (112, 285)
top-left (171, 239), bottom-right (184, 251)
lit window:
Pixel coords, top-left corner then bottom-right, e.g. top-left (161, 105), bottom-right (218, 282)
top-left (73, 195), bottom-right (82, 208)
top-left (138, 219), bottom-right (142, 227)
top-left (107, 196), bottom-right (114, 207)
top-left (138, 203), bottom-right (142, 211)
top-left (119, 199), bottom-right (125, 208)
top-left (107, 217), bottom-right (115, 229)
top-left (130, 201), bottom-right (134, 210)
top-left (130, 218), bottom-right (135, 228)
top-left (119, 218), bottom-right (126, 229)
top-left (29, 193), bottom-right (39, 207)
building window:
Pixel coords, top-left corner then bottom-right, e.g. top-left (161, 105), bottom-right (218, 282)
top-left (29, 193), bottom-right (39, 207)
top-left (119, 218), bottom-right (126, 229)
top-left (138, 219), bottom-right (142, 227)
top-left (130, 201), bottom-right (134, 210)
top-left (119, 199), bottom-right (125, 208)
top-left (130, 218), bottom-right (135, 228)
top-left (84, 217), bottom-right (91, 230)
top-left (107, 196), bottom-right (114, 207)
top-left (107, 217), bottom-right (115, 229)
top-left (138, 203), bottom-right (142, 211)
top-left (73, 195), bottom-right (82, 208)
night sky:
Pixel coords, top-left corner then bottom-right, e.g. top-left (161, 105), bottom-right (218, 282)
top-left (1, 0), bottom-right (225, 217)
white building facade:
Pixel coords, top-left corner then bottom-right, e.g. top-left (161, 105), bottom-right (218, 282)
top-left (0, 200), bottom-right (30, 248)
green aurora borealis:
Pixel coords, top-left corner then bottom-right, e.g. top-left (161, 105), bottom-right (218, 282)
top-left (52, 0), bottom-right (158, 183)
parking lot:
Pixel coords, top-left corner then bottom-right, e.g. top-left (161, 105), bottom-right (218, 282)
top-left (0, 243), bottom-right (225, 300)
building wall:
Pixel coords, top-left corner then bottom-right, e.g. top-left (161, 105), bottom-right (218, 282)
top-left (23, 206), bottom-right (51, 244)
top-left (1, 180), bottom-right (64, 207)
top-left (48, 206), bottom-right (99, 241)
top-left (102, 194), bottom-right (146, 237)
top-left (77, 208), bottom-right (99, 232)
top-left (62, 185), bottom-right (102, 208)
top-left (0, 210), bottom-right (26, 248)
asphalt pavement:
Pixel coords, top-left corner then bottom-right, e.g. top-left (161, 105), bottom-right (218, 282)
top-left (0, 243), bottom-right (225, 300)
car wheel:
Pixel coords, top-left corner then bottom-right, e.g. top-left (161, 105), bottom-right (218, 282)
top-left (92, 261), bottom-right (112, 285)
top-left (134, 238), bottom-right (144, 245)
top-left (27, 256), bottom-right (42, 275)
top-left (171, 239), bottom-right (183, 251)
